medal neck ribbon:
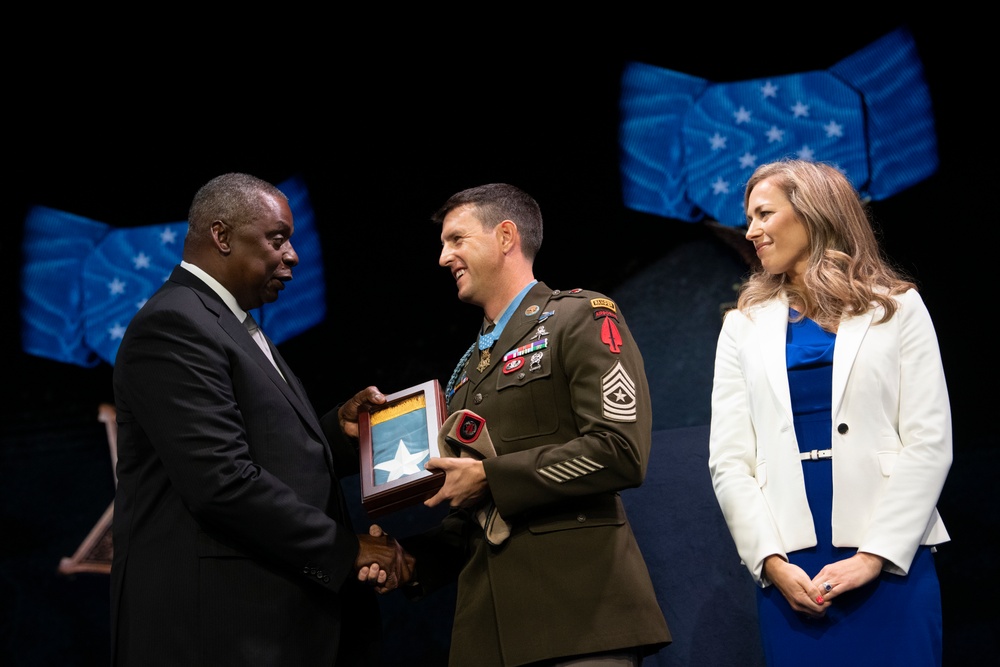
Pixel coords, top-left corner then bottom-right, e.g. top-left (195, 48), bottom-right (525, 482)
top-left (479, 280), bottom-right (536, 351)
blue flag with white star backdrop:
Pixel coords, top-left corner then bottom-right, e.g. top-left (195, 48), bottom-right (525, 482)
top-left (619, 26), bottom-right (938, 228)
top-left (19, 175), bottom-right (326, 367)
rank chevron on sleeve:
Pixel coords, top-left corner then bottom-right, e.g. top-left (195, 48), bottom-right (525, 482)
top-left (602, 361), bottom-right (637, 423)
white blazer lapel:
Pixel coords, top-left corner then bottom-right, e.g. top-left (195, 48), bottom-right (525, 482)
top-left (831, 308), bottom-right (876, 417)
top-left (757, 301), bottom-right (794, 424)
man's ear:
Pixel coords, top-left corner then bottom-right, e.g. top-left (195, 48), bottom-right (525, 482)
top-left (212, 220), bottom-right (231, 255)
top-left (497, 220), bottom-right (518, 254)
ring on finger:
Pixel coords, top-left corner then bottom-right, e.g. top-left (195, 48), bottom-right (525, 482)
top-left (822, 582), bottom-right (832, 593)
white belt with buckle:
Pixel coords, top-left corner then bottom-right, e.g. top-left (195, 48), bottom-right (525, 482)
top-left (800, 449), bottom-right (832, 461)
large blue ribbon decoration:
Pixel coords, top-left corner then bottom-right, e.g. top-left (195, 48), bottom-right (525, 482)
top-left (19, 175), bottom-right (326, 367)
top-left (619, 26), bottom-right (938, 228)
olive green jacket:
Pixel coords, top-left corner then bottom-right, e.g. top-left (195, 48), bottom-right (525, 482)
top-left (431, 281), bottom-right (671, 666)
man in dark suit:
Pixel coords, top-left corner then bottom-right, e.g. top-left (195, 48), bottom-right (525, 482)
top-left (110, 173), bottom-right (412, 666)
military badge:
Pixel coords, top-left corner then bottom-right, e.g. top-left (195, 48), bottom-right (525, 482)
top-left (602, 361), bottom-right (637, 422)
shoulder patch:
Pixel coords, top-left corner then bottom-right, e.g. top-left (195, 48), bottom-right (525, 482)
top-left (598, 316), bottom-right (623, 353)
top-left (590, 297), bottom-right (616, 312)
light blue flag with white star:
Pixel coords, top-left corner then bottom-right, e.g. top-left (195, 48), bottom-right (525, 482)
top-left (370, 396), bottom-right (431, 486)
top-left (619, 26), bottom-right (938, 228)
top-left (19, 175), bottom-right (325, 366)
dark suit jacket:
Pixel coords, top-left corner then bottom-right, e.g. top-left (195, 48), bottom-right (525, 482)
top-left (110, 265), bottom-right (378, 666)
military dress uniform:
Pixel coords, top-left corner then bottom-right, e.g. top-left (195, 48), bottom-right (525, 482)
top-left (428, 281), bottom-right (671, 666)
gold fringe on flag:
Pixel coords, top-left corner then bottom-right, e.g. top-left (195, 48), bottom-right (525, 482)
top-left (370, 394), bottom-right (426, 426)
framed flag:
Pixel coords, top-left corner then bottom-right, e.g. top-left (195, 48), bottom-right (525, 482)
top-left (358, 379), bottom-right (447, 517)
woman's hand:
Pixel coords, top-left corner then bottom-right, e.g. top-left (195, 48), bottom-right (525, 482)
top-left (809, 551), bottom-right (885, 603)
top-left (763, 554), bottom-right (829, 618)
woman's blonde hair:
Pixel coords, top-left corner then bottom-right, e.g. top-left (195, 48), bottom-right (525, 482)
top-left (737, 159), bottom-right (915, 329)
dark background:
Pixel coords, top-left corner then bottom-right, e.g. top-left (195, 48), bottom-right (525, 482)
top-left (3, 16), bottom-right (993, 666)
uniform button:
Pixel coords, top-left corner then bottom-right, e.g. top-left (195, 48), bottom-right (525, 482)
top-left (323, 575), bottom-right (330, 583)
top-left (302, 566), bottom-right (310, 575)
top-left (837, 423), bottom-right (848, 434)
top-left (474, 393), bottom-right (483, 404)
top-left (316, 570), bottom-right (325, 579)
top-left (517, 372), bottom-right (525, 380)
top-left (576, 514), bottom-right (586, 523)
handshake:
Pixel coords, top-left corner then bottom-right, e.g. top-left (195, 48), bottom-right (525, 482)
top-left (354, 524), bottom-right (414, 594)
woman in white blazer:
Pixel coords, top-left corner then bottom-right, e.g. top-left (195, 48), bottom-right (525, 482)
top-left (708, 159), bottom-right (951, 667)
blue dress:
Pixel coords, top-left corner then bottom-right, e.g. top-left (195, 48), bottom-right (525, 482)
top-left (756, 311), bottom-right (943, 667)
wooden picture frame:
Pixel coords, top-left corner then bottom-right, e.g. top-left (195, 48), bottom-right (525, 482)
top-left (358, 379), bottom-right (447, 517)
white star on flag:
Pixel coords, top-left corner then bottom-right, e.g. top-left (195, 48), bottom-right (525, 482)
top-left (374, 440), bottom-right (429, 482)
top-left (791, 101), bottom-right (810, 118)
top-left (133, 252), bottom-right (151, 269)
top-left (824, 120), bottom-right (844, 138)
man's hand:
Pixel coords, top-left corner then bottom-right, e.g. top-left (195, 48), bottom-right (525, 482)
top-left (338, 386), bottom-right (386, 439)
top-left (423, 457), bottom-right (488, 508)
top-left (355, 524), bottom-right (415, 594)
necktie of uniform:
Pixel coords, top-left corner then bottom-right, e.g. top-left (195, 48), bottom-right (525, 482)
top-left (243, 313), bottom-right (285, 380)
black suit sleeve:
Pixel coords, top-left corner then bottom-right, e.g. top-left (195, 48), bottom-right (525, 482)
top-left (320, 407), bottom-right (363, 478)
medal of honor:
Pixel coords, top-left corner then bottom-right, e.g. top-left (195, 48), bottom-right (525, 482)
top-left (473, 282), bottom-right (537, 376)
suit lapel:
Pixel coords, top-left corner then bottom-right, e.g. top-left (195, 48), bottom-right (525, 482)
top-left (217, 305), bottom-right (329, 456)
top-left (256, 332), bottom-right (327, 447)
top-left (174, 266), bottom-right (334, 467)
top-left (757, 300), bottom-right (794, 424)
top-left (268, 340), bottom-right (306, 400)
top-left (264, 338), bottom-right (333, 468)
top-left (831, 307), bottom-right (875, 418)
top-left (755, 297), bottom-right (876, 423)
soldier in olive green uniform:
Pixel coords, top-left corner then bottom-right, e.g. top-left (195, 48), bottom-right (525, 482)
top-left (409, 183), bottom-right (670, 666)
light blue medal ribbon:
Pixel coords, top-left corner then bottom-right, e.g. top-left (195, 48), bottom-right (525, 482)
top-left (445, 341), bottom-right (476, 409)
top-left (476, 281), bottom-right (537, 371)
top-left (446, 280), bottom-right (537, 408)
top-left (478, 280), bottom-right (536, 351)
